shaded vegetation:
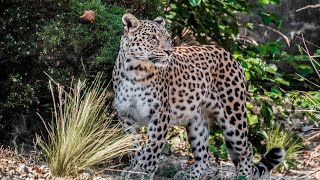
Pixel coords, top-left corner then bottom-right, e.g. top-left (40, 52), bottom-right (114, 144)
top-left (0, 0), bottom-right (125, 145)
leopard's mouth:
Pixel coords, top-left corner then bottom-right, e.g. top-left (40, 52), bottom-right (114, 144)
top-left (149, 56), bottom-right (159, 63)
top-left (127, 53), bottom-right (169, 68)
top-left (148, 54), bottom-right (170, 66)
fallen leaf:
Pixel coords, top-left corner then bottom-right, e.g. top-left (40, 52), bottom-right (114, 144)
top-left (80, 10), bottom-right (95, 23)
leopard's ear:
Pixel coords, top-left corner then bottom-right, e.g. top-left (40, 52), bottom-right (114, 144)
top-left (122, 13), bottom-right (140, 33)
top-left (154, 16), bottom-right (165, 26)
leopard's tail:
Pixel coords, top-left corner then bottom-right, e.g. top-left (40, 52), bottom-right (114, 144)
top-left (253, 148), bottom-right (286, 179)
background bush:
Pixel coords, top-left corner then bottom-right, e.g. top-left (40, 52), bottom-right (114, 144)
top-left (0, 0), bottom-right (126, 146)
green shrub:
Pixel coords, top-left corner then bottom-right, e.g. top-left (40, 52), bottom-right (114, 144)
top-left (0, 0), bottom-right (126, 145)
top-left (0, 1), bottom-right (49, 143)
top-left (164, 0), bottom-right (282, 47)
top-left (109, 0), bottom-right (164, 18)
top-left (39, 0), bottom-right (126, 82)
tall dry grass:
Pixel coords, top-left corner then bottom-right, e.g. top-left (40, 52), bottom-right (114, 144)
top-left (37, 74), bottom-right (135, 177)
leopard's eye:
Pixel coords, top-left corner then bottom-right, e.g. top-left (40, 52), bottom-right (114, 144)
top-left (151, 38), bottom-right (158, 46)
top-left (167, 38), bottom-right (173, 46)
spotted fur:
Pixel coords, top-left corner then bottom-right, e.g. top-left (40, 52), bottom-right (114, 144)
top-left (112, 13), bottom-right (285, 179)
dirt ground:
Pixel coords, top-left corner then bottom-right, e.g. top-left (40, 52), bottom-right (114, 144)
top-left (0, 133), bottom-right (319, 180)
top-left (0, 121), bottom-right (319, 180)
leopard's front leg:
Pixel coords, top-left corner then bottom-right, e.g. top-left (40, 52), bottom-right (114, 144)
top-left (118, 115), bottom-right (143, 168)
top-left (128, 112), bottom-right (170, 179)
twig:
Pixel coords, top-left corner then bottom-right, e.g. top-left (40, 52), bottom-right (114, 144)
top-left (236, 37), bottom-right (259, 46)
top-left (293, 109), bottom-right (320, 113)
top-left (310, 55), bottom-right (320, 58)
top-left (300, 34), bottom-right (320, 79)
top-left (296, 36), bottom-right (320, 49)
top-left (307, 131), bottom-right (320, 141)
top-left (304, 144), bottom-right (320, 167)
top-left (301, 91), bottom-right (320, 109)
top-left (295, 73), bottom-right (320, 88)
top-left (97, 168), bottom-right (148, 175)
top-left (296, 4), bottom-right (320, 12)
top-left (306, 167), bottom-right (320, 177)
top-left (256, 23), bottom-right (291, 47)
top-left (0, 60), bottom-right (8, 64)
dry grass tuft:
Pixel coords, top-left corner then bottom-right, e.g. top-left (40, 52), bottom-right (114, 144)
top-left (266, 126), bottom-right (303, 171)
top-left (36, 74), bottom-right (135, 177)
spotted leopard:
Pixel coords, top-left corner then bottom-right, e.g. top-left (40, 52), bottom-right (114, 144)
top-left (112, 13), bottom-right (285, 179)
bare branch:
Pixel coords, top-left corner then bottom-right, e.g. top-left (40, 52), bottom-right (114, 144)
top-left (296, 36), bottom-right (320, 49)
top-left (256, 23), bottom-right (291, 47)
top-left (236, 37), bottom-right (259, 46)
top-left (299, 34), bottom-right (320, 79)
top-left (295, 73), bottom-right (320, 88)
top-left (296, 4), bottom-right (320, 12)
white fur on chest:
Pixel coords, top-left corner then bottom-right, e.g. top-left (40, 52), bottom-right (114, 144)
top-left (114, 80), bottom-right (155, 125)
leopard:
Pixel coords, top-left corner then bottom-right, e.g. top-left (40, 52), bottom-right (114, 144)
top-left (112, 13), bottom-right (285, 179)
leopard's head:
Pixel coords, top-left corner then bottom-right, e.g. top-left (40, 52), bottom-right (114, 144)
top-left (121, 13), bottom-right (173, 68)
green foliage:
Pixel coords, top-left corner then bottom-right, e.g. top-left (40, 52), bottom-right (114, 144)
top-left (210, 144), bottom-right (229, 161)
top-left (259, 0), bottom-right (280, 5)
top-left (188, 0), bottom-right (202, 7)
top-left (39, 0), bottom-right (125, 80)
top-left (236, 42), bottom-right (320, 128)
top-left (164, 0), bottom-right (282, 47)
top-left (247, 111), bottom-right (259, 126)
top-left (0, 4), bottom-right (29, 107)
top-left (0, 1), bottom-right (50, 142)
top-left (36, 74), bottom-right (135, 177)
top-left (156, 165), bottom-right (178, 178)
top-left (258, 12), bottom-right (282, 28)
top-left (231, 40), bottom-right (319, 157)
top-left (1, 74), bottom-right (38, 109)
top-left (109, 0), bottom-right (164, 18)
top-left (208, 125), bottom-right (229, 160)
top-left (165, 0), bottom-right (246, 46)
top-left (236, 176), bottom-right (247, 180)
top-left (289, 91), bottom-right (320, 125)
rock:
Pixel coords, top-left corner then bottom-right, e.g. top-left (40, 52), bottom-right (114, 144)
top-left (301, 125), bottom-right (314, 132)
top-left (84, 168), bottom-right (94, 175)
top-left (79, 172), bottom-right (91, 179)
